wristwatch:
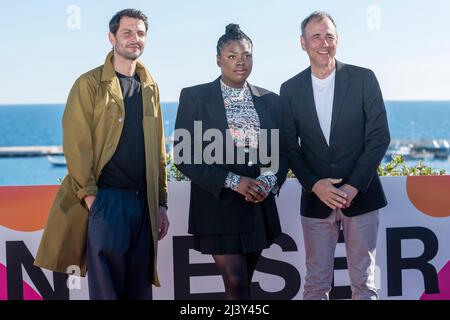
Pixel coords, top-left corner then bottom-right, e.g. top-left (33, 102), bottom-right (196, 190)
top-left (160, 203), bottom-right (168, 210)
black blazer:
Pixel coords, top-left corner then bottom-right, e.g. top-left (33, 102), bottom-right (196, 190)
top-left (174, 78), bottom-right (288, 236)
top-left (280, 61), bottom-right (390, 218)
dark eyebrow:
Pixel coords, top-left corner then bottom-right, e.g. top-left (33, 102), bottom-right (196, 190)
top-left (311, 32), bottom-right (335, 38)
top-left (121, 28), bottom-right (145, 33)
top-left (226, 50), bottom-right (251, 54)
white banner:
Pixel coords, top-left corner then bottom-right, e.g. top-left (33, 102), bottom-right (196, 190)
top-left (1, 177), bottom-right (449, 300)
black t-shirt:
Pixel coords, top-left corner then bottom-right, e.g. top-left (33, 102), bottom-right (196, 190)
top-left (97, 72), bottom-right (146, 191)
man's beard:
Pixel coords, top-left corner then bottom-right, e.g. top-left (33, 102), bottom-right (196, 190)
top-left (115, 44), bottom-right (143, 61)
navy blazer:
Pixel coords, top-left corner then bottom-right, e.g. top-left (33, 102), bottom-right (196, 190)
top-left (280, 61), bottom-right (390, 218)
top-left (174, 77), bottom-right (288, 236)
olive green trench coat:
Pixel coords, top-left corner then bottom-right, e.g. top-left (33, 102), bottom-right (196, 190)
top-left (34, 51), bottom-right (168, 286)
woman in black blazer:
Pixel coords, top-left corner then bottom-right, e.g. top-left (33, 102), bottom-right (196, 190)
top-left (174, 24), bottom-right (287, 299)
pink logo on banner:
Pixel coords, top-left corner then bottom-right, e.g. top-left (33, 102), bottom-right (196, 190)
top-left (0, 263), bottom-right (43, 300)
top-left (420, 261), bottom-right (450, 300)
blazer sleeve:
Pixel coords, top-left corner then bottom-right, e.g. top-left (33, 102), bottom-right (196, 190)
top-left (62, 76), bottom-right (98, 200)
top-left (347, 70), bottom-right (391, 193)
top-left (174, 88), bottom-right (229, 199)
top-left (280, 83), bottom-right (321, 193)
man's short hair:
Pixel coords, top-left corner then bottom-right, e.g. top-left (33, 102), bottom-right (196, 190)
top-left (301, 11), bottom-right (336, 36)
top-left (109, 9), bottom-right (148, 36)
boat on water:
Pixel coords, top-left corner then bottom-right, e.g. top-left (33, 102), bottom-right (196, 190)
top-left (384, 145), bottom-right (412, 161)
top-left (47, 155), bottom-right (67, 166)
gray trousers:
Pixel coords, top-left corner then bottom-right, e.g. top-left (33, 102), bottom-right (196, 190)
top-left (301, 209), bottom-right (379, 300)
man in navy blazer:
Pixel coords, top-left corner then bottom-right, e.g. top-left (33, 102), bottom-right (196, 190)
top-left (280, 11), bottom-right (390, 299)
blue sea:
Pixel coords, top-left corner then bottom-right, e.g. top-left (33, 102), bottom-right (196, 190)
top-left (1, 101), bottom-right (450, 186)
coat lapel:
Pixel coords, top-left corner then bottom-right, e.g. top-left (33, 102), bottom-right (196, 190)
top-left (329, 60), bottom-right (349, 144)
top-left (136, 60), bottom-right (156, 116)
top-left (106, 79), bottom-right (124, 110)
top-left (298, 68), bottom-right (329, 146)
top-left (141, 84), bottom-right (156, 116)
top-left (101, 51), bottom-right (125, 111)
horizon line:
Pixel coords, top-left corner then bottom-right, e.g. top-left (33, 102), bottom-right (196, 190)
top-left (1, 99), bottom-right (450, 106)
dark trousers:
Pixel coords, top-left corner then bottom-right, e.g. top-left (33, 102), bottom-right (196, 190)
top-left (87, 188), bottom-right (153, 300)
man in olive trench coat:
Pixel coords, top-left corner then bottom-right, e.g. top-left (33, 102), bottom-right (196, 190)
top-left (34, 9), bottom-right (169, 299)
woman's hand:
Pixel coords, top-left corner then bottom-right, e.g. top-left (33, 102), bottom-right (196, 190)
top-left (236, 177), bottom-right (269, 203)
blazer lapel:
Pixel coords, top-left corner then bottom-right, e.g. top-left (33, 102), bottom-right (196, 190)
top-left (248, 84), bottom-right (275, 174)
top-left (329, 60), bottom-right (349, 144)
top-left (205, 77), bottom-right (229, 133)
top-left (245, 83), bottom-right (264, 175)
top-left (248, 83), bottom-right (269, 130)
top-left (299, 68), bottom-right (328, 146)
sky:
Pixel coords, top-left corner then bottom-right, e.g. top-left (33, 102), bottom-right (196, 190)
top-left (1, 0), bottom-right (449, 104)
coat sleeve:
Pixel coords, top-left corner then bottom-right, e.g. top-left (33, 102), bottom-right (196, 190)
top-left (155, 83), bottom-right (168, 206)
top-left (174, 88), bottom-right (229, 199)
top-left (346, 70), bottom-right (391, 193)
top-left (280, 83), bottom-right (321, 193)
top-left (62, 76), bottom-right (98, 201)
